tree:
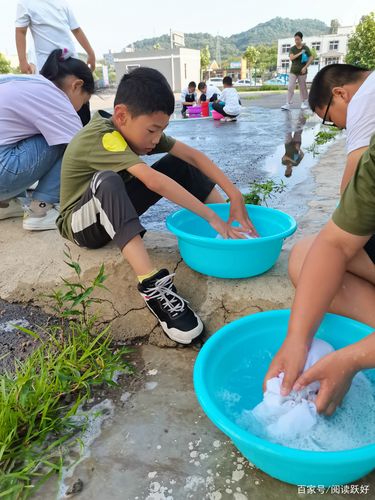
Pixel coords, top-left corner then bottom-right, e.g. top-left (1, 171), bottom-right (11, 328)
top-left (243, 46), bottom-right (259, 79)
top-left (329, 19), bottom-right (340, 34)
top-left (256, 44), bottom-right (277, 78)
top-left (346, 12), bottom-right (375, 68)
top-left (200, 45), bottom-right (211, 78)
top-left (0, 53), bottom-right (11, 73)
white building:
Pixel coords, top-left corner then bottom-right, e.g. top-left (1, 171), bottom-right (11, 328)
top-left (113, 47), bottom-right (200, 92)
top-left (277, 26), bottom-right (355, 82)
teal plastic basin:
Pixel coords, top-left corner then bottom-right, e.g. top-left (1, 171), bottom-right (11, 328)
top-left (194, 310), bottom-right (375, 486)
top-left (166, 204), bottom-right (297, 278)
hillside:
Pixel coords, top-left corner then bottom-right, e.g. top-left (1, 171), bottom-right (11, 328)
top-left (131, 17), bottom-right (329, 60)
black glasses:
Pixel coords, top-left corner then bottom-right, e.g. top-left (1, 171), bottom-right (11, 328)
top-left (322, 94), bottom-right (335, 126)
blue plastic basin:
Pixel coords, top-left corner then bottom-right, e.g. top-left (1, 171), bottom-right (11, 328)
top-left (194, 310), bottom-right (375, 486)
top-left (166, 204), bottom-right (297, 278)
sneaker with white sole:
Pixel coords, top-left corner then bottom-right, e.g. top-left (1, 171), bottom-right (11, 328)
top-left (138, 268), bottom-right (203, 344)
top-left (281, 103), bottom-right (291, 110)
top-left (23, 201), bottom-right (59, 231)
top-left (0, 198), bottom-right (24, 220)
top-left (301, 100), bottom-right (309, 109)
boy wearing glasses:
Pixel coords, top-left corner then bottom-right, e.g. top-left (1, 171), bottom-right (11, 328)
top-left (288, 63), bottom-right (375, 279)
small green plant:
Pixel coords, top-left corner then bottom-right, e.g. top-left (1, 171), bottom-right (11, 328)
top-left (307, 126), bottom-right (341, 156)
top-left (0, 247), bottom-right (133, 499)
top-left (242, 179), bottom-right (286, 206)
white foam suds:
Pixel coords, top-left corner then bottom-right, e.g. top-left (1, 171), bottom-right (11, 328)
top-left (236, 372), bottom-right (375, 451)
top-left (147, 369), bottom-right (158, 376)
top-left (1, 319), bottom-right (30, 333)
top-left (58, 399), bottom-right (114, 498)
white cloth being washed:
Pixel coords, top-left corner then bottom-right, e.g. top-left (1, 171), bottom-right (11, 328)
top-left (252, 338), bottom-right (334, 440)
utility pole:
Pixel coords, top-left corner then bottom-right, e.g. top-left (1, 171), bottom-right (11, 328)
top-left (215, 34), bottom-right (221, 68)
top-left (170, 29), bottom-right (175, 92)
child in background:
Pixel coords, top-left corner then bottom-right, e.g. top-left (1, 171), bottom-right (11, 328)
top-left (57, 67), bottom-right (256, 345)
top-left (181, 81), bottom-right (197, 117)
top-left (212, 76), bottom-right (241, 122)
top-left (198, 82), bottom-right (221, 103)
top-left (15, 0), bottom-right (95, 125)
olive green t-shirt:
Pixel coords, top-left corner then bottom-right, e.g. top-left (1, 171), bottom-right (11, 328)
top-left (290, 45), bottom-right (312, 75)
top-left (57, 110), bottom-right (176, 242)
top-left (332, 134), bottom-right (375, 236)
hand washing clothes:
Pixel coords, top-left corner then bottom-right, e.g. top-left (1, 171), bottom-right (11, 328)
top-left (252, 338), bottom-right (334, 440)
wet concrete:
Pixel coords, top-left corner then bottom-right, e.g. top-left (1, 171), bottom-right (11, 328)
top-left (38, 345), bottom-right (374, 500)
top-left (141, 94), bottom-right (329, 231)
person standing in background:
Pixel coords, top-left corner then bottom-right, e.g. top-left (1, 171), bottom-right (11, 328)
top-left (15, 0), bottom-right (95, 125)
top-left (281, 31), bottom-right (313, 111)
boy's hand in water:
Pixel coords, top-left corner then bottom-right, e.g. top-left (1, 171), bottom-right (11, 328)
top-left (228, 194), bottom-right (259, 237)
top-left (263, 337), bottom-right (309, 395)
top-left (293, 348), bottom-right (357, 415)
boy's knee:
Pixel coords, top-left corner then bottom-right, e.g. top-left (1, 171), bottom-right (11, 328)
top-left (288, 235), bottom-right (316, 285)
top-left (92, 171), bottom-right (123, 193)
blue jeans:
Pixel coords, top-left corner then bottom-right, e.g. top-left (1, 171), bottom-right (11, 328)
top-left (0, 135), bottom-right (65, 203)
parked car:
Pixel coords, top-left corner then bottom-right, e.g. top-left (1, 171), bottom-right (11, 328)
top-left (206, 77), bottom-right (223, 87)
top-left (234, 79), bottom-right (253, 87)
top-left (264, 74), bottom-right (289, 86)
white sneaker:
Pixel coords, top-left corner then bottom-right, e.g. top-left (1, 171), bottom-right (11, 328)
top-left (281, 103), bottom-right (291, 110)
top-left (0, 198), bottom-right (24, 220)
top-left (301, 100), bottom-right (309, 109)
top-left (23, 206), bottom-right (59, 231)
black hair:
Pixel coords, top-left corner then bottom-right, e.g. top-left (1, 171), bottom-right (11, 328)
top-left (308, 63), bottom-right (369, 111)
top-left (294, 31), bottom-right (303, 38)
top-left (188, 81), bottom-right (196, 88)
top-left (40, 49), bottom-right (94, 94)
top-left (198, 81), bottom-right (207, 91)
top-left (223, 76), bottom-right (233, 86)
top-left (114, 67), bottom-right (175, 116)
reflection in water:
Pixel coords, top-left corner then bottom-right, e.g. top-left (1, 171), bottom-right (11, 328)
top-left (282, 111), bottom-right (307, 177)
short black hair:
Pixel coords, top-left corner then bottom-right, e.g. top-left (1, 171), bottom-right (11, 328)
top-left (114, 67), bottom-right (175, 116)
top-left (294, 31), bottom-right (303, 38)
top-left (308, 63), bottom-right (369, 111)
top-left (198, 81), bottom-right (207, 91)
top-left (223, 76), bottom-right (232, 86)
top-left (188, 81), bottom-right (196, 88)
top-left (40, 49), bottom-right (94, 94)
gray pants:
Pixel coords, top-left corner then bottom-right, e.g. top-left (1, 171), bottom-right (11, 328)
top-left (287, 73), bottom-right (308, 104)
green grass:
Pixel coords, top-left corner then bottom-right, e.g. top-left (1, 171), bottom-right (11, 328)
top-left (307, 126), bottom-right (342, 156)
top-left (242, 179), bottom-right (287, 206)
top-left (0, 247), bottom-right (133, 499)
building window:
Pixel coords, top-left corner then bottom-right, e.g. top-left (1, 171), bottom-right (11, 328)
top-left (311, 58), bottom-right (319, 66)
top-left (329, 40), bottom-right (339, 50)
top-left (325, 57), bottom-right (340, 65)
top-left (126, 64), bottom-right (140, 73)
top-left (281, 44), bottom-right (291, 54)
top-left (311, 42), bottom-right (321, 51)
top-left (281, 59), bottom-right (290, 70)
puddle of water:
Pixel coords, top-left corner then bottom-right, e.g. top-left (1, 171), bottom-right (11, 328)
top-left (140, 105), bottom-right (340, 231)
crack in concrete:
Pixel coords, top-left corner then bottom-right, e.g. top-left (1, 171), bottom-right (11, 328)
top-left (172, 257), bottom-right (183, 274)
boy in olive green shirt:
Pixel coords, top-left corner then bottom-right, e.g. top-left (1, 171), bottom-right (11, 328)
top-left (264, 135), bottom-right (375, 416)
top-left (58, 67), bottom-right (256, 345)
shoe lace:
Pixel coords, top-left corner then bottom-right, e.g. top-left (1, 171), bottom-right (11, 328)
top-left (145, 273), bottom-right (187, 317)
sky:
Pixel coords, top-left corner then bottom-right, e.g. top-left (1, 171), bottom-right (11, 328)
top-left (1, 0), bottom-right (374, 59)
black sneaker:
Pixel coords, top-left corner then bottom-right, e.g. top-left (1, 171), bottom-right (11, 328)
top-left (138, 269), bottom-right (203, 344)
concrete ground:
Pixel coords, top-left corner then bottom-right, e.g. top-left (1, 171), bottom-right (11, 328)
top-left (1, 92), bottom-right (374, 498)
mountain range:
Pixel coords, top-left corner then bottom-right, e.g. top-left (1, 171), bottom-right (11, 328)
top-left (130, 17), bottom-right (330, 60)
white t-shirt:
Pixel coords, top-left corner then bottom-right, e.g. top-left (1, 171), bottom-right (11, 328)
top-left (0, 74), bottom-right (81, 146)
top-left (220, 87), bottom-right (241, 116)
top-left (181, 88), bottom-right (197, 103)
top-left (346, 71), bottom-right (375, 154)
top-left (206, 85), bottom-right (221, 100)
top-left (15, 0), bottom-right (79, 70)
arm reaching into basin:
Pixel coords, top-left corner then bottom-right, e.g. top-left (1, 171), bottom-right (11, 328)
top-left (294, 333), bottom-right (375, 415)
top-left (264, 140), bottom-right (375, 405)
top-left (169, 140), bottom-right (259, 237)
